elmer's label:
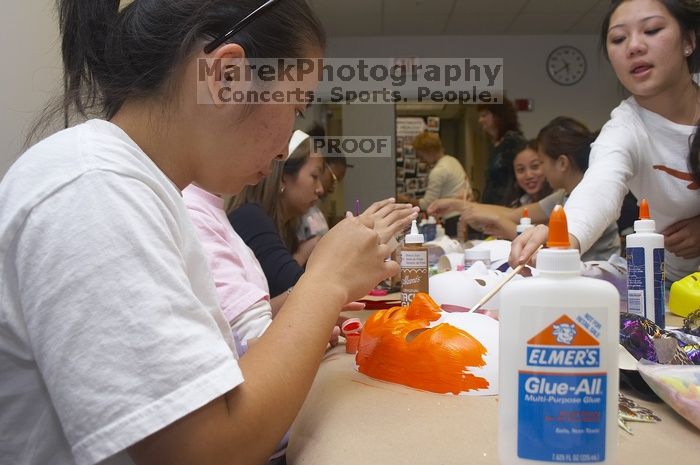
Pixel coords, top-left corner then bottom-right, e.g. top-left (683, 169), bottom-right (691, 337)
top-left (652, 248), bottom-right (665, 327)
top-left (626, 247), bottom-right (646, 316)
top-left (626, 247), bottom-right (665, 325)
top-left (518, 314), bottom-right (607, 462)
top-left (400, 248), bottom-right (428, 306)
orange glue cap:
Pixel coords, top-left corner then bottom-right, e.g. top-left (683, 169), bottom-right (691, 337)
top-left (633, 198), bottom-right (657, 233)
top-left (546, 205), bottom-right (570, 248)
top-left (522, 207), bottom-right (529, 218)
top-left (639, 198), bottom-right (650, 219)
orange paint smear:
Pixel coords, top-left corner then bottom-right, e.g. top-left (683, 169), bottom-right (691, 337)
top-left (356, 293), bottom-right (489, 395)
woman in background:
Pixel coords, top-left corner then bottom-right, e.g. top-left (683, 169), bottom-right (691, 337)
top-left (397, 131), bottom-right (470, 236)
top-left (230, 131), bottom-right (418, 297)
top-left (505, 138), bottom-right (552, 207)
top-left (429, 139), bottom-right (551, 240)
top-left (477, 98), bottom-right (527, 206)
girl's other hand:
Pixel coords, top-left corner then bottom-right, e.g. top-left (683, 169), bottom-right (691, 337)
top-left (427, 198), bottom-right (467, 217)
top-left (360, 198), bottom-right (418, 244)
top-left (663, 214), bottom-right (700, 259)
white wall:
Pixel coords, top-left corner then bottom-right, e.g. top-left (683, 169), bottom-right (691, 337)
top-left (0, 13), bottom-right (625, 179)
top-left (327, 35), bottom-right (624, 138)
top-left (0, 0), bottom-right (62, 179)
top-left (341, 104), bottom-right (396, 211)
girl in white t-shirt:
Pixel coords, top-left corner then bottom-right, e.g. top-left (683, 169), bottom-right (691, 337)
top-left (512, 0), bottom-right (700, 282)
top-left (0, 2), bottom-right (399, 465)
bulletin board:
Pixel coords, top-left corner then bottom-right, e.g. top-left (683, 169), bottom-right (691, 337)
top-left (395, 116), bottom-right (439, 198)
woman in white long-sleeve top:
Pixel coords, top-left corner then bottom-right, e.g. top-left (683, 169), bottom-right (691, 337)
top-left (512, 0), bottom-right (700, 283)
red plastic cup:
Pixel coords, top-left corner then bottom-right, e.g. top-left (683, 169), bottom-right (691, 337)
top-left (345, 333), bottom-right (360, 354)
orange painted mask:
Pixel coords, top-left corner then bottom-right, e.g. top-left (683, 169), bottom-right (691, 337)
top-left (356, 293), bottom-right (489, 395)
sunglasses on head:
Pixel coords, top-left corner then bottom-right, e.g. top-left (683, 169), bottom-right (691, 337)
top-left (204, 0), bottom-right (280, 54)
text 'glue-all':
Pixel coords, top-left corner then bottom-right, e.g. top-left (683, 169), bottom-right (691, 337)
top-left (625, 199), bottom-right (665, 327)
top-left (400, 219), bottom-right (428, 306)
top-left (499, 205), bottom-right (619, 465)
top-left (516, 207), bottom-right (534, 235)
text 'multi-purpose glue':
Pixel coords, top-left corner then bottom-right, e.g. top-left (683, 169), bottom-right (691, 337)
top-left (625, 199), bottom-right (665, 327)
top-left (499, 205), bottom-right (619, 465)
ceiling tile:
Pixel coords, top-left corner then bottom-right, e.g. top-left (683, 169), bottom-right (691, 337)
top-left (445, 14), bottom-right (512, 35)
top-left (568, 0), bottom-right (610, 34)
top-left (524, 0), bottom-right (599, 13)
top-left (383, 15), bottom-right (448, 35)
top-left (320, 18), bottom-right (382, 36)
top-left (309, 0), bottom-right (382, 36)
top-left (309, 0), bottom-right (382, 22)
top-left (507, 13), bottom-right (580, 35)
top-left (310, 0), bottom-right (611, 37)
top-left (452, 0), bottom-right (528, 15)
top-left (384, 0), bottom-right (456, 16)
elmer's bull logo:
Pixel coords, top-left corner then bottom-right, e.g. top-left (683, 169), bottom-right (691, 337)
top-left (526, 315), bottom-right (600, 368)
top-left (552, 323), bottom-right (576, 344)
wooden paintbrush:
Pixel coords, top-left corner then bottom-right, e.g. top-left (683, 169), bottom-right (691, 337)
top-left (468, 245), bottom-right (542, 314)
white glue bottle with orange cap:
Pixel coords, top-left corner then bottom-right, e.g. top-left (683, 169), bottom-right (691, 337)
top-left (516, 207), bottom-right (534, 236)
top-left (499, 205), bottom-right (619, 465)
top-left (625, 199), bottom-right (665, 327)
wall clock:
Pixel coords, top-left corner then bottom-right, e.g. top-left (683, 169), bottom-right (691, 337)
top-left (546, 46), bottom-right (587, 86)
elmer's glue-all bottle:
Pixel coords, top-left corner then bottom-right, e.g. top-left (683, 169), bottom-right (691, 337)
top-left (625, 199), bottom-right (665, 327)
top-left (400, 220), bottom-right (428, 306)
top-left (516, 207), bottom-right (534, 235)
top-left (499, 205), bottom-right (619, 465)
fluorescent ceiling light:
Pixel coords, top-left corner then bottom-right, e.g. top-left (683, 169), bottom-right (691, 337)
top-left (396, 103), bottom-right (445, 112)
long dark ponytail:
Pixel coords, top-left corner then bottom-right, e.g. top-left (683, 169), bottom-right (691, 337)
top-left (58, 0), bottom-right (120, 119)
top-left (32, 0), bottom-right (325, 141)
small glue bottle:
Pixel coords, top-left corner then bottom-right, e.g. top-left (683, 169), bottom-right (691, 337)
top-left (435, 222), bottom-right (446, 240)
top-left (400, 219), bottom-right (428, 306)
top-left (625, 199), bottom-right (665, 327)
top-left (424, 216), bottom-right (437, 242)
top-left (499, 205), bottom-right (619, 465)
top-left (516, 207), bottom-right (534, 235)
